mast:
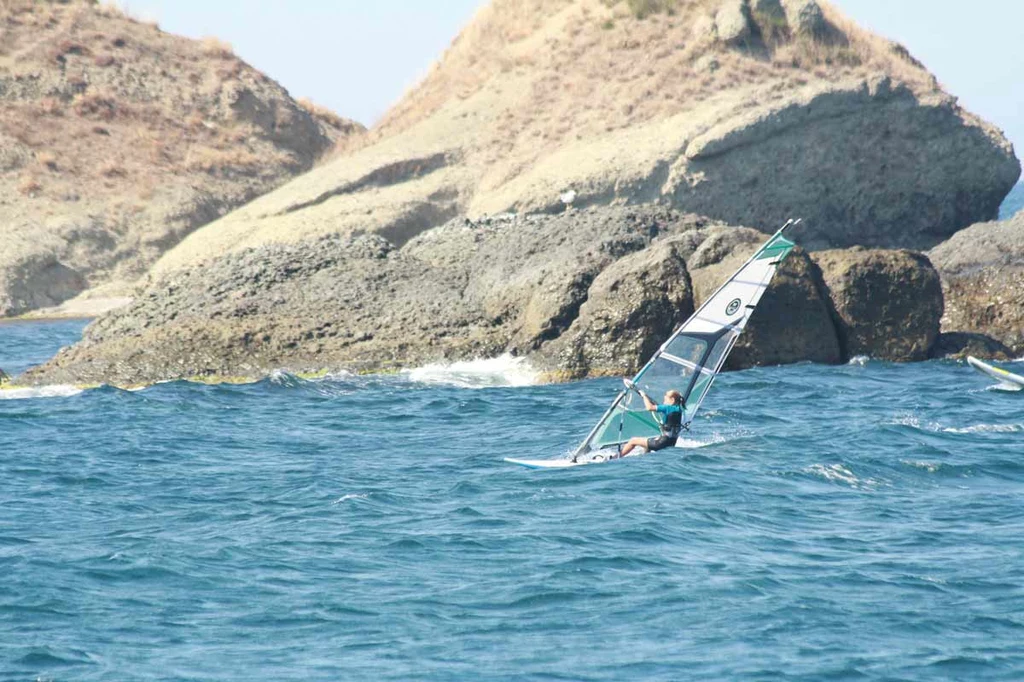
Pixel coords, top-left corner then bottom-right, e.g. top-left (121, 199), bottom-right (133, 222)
top-left (572, 221), bottom-right (799, 458)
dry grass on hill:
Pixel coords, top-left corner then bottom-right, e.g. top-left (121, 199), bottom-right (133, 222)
top-left (148, 0), bottom-right (1011, 279)
top-left (369, 0), bottom-right (935, 174)
top-left (0, 0), bottom-right (365, 316)
top-left (0, 1), bottom-right (295, 204)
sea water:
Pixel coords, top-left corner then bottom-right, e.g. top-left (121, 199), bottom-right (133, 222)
top-left (3, 320), bottom-right (1024, 681)
top-left (999, 182), bottom-right (1023, 219)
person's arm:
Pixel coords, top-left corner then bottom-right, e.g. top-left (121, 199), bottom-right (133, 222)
top-left (639, 391), bottom-right (658, 412)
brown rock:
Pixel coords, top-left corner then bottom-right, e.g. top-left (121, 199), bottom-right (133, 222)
top-left (929, 332), bottom-right (1013, 361)
top-left (928, 213), bottom-right (1024, 355)
top-left (813, 248), bottom-right (943, 361)
top-left (782, 0), bottom-right (829, 38)
top-left (538, 240), bottom-right (695, 379)
top-left (687, 227), bottom-right (842, 367)
top-left (21, 206), bottom-right (712, 386)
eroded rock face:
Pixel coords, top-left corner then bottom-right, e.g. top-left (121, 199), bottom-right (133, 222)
top-left (813, 248), bottom-right (943, 361)
top-left (145, 0), bottom-right (1020, 280)
top-left (21, 205), bottom-right (964, 387)
top-left (670, 78), bottom-right (1018, 251)
top-left (685, 227), bottom-right (842, 367)
top-left (0, 253), bottom-right (87, 314)
top-left (538, 240), bottom-right (695, 379)
top-left (24, 207), bottom-right (714, 386)
top-left (928, 213), bottom-right (1024, 355)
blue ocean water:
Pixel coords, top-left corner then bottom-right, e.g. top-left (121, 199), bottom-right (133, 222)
top-left (1000, 182), bottom-right (1023, 220)
top-left (3, 320), bottom-right (1024, 681)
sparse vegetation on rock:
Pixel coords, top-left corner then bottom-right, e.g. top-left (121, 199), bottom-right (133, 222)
top-left (149, 0), bottom-right (1017, 282)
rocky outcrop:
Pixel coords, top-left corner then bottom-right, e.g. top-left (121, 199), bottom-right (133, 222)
top-left (684, 227), bottom-right (842, 367)
top-left (813, 248), bottom-right (943, 361)
top-left (928, 212), bottom-right (1024, 355)
top-left (24, 207), bottom-right (713, 386)
top-left (929, 333), bottom-right (1013, 361)
top-left (714, 0), bottom-right (754, 46)
top-left (145, 0), bottom-right (1019, 280)
top-left (22, 203), bottom-right (955, 388)
top-left (0, 0), bottom-right (360, 317)
top-left (0, 252), bottom-right (87, 314)
top-left (782, 0), bottom-right (830, 38)
top-left (536, 240), bottom-right (695, 379)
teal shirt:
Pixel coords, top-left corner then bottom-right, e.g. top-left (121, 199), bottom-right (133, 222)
top-left (655, 403), bottom-right (683, 436)
top-left (655, 404), bottom-right (683, 419)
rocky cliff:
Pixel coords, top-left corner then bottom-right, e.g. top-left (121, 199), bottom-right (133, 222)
top-left (16, 0), bottom-right (1019, 386)
top-left (148, 0), bottom-right (1018, 281)
top-left (0, 0), bottom-right (362, 318)
top-left (21, 205), bottom-right (945, 387)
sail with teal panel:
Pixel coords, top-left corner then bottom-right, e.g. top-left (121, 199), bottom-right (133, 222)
top-left (571, 220), bottom-right (799, 460)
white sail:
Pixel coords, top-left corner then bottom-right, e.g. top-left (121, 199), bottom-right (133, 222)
top-left (573, 221), bottom-right (799, 458)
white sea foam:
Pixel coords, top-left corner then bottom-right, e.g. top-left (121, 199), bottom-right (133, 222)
top-left (0, 385), bottom-right (83, 400)
top-left (889, 414), bottom-right (946, 432)
top-left (675, 432), bottom-right (731, 449)
top-left (805, 463), bottom-right (883, 489)
top-left (848, 355), bottom-right (871, 366)
top-left (889, 414), bottom-right (1023, 435)
top-left (403, 353), bottom-right (538, 388)
top-left (808, 463), bottom-right (859, 485)
top-left (902, 460), bottom-right (942, 473)
top-left (944, 423), bottom-right (1024, 434)
top-left (333, 493), bottom-right (369, 504)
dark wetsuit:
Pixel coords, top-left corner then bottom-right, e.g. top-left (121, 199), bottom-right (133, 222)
top-left (646, 403), bottom-right (683, 451)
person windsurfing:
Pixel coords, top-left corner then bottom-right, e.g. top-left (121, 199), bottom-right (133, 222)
top-left (616, 385), bottom-right (685, 458)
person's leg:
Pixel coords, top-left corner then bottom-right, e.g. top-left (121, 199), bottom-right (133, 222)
top-left (619, 436), bottom-right (649, 458)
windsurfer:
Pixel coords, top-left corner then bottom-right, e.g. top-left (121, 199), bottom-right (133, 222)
top-left (617, 389), bottom-right (685, 457)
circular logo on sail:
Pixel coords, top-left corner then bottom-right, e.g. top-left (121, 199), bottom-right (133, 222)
top-left (726, 298), bottom-right (742, 316)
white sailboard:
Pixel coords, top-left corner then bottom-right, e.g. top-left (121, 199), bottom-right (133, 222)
top-left (506, 220), bottom-right (800, 469)
top-left (968, 356), bottom-right (1024, 391)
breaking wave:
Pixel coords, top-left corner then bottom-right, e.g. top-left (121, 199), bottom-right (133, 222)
top-left (0, 385), bottom-right (83, 400)
top-left (888, 414), bottom-right (1023, 435)
top-left (403, 354), bottom-right (538, 388)
top-left (943, 423), bottom-right (1024, 434)
top-left (804, 463), bottom-right (884, 489)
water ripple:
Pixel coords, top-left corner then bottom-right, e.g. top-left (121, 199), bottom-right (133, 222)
top-left (3, 321), bottom-right (1024, 680)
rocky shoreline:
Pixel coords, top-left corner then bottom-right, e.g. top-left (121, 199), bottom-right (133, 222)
top-left (22, 203), bottom-right (1010, 389)
top-left (7, 1), bottom-right (1023, 387)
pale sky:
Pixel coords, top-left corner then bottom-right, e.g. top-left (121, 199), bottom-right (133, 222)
top-left (121, 0), bottom-right (1023, 159)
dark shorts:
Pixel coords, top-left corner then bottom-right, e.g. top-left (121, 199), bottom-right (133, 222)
top-left (646, 435), bottom-right (678, 452)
